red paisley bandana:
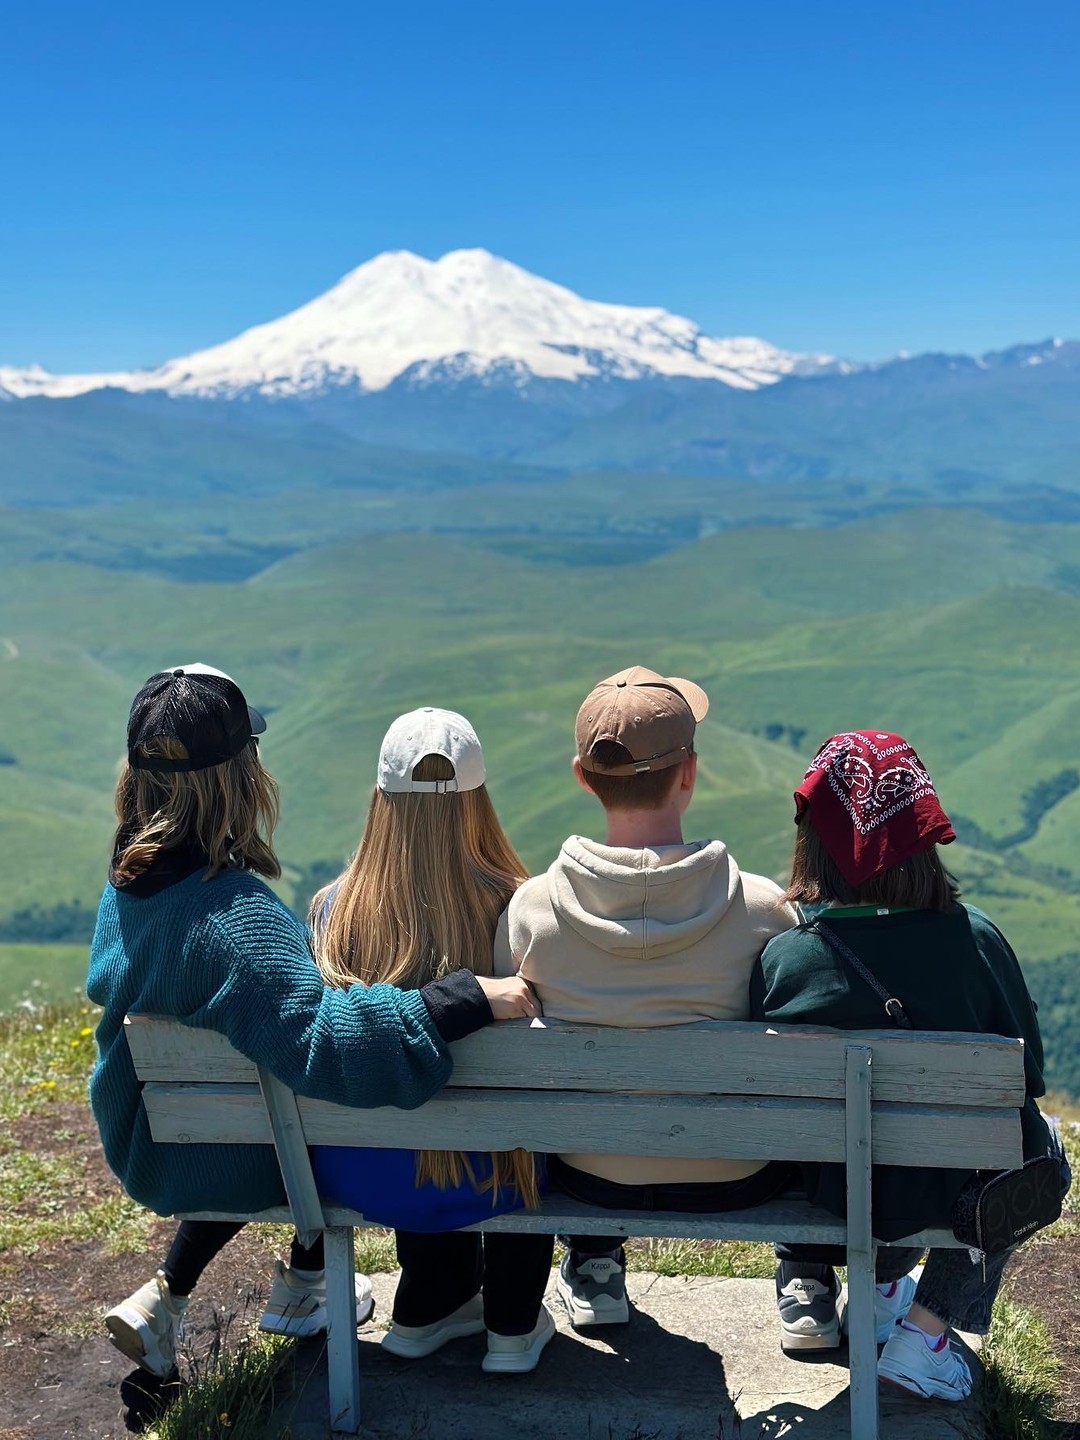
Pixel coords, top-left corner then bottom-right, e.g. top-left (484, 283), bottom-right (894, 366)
top-left (795, 731), bottom-right (956, 886)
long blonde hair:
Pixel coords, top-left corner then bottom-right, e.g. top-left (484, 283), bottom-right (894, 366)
top-left (112, 736), bottom-right (281, 883)
top-left (310, 751), bottom-right (538, 1205)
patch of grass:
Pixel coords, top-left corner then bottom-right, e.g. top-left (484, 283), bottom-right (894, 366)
top-left (0, 942), bottom-right (89, 1013)
top-left (625, 1237), bottom-right (775, 1279)
top-left (146, 1329), bottom-right (296, 1440)
top-left (0, 1002), bottom-right (99, 1122)
top-left (0, 1187), bottom-right (154, 1255)
top-left (980, 1296), bottom-right (1061, 1440)
top-left (355, 1226), bottom-right (399, 1273)
top-left (245, 1222), bottom-right (399, 1275)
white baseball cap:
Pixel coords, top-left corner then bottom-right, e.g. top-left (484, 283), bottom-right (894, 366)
top-left (377, 707), bottom-right (487, 794)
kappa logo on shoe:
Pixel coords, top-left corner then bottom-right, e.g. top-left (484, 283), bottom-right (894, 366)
top-left (784, 1279), bottom-right (826, 1303)
top-left (581, 1259), bottom-right (620, 1279)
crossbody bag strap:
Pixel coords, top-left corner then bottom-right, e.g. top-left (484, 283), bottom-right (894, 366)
top-left (814, 920), bottom-right (914, 1030)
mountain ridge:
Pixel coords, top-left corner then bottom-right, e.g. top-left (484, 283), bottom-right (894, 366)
top-left (0, 246), bottom-right (838, 401)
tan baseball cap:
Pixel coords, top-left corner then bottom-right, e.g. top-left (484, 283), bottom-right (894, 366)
top-left (575, 666), bottom-right (710, 775)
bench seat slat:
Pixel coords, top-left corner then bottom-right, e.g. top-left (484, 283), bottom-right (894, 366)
top-left (124, 1016), bottom-right (1027, 1106)
top-left (141, 1082), bottom-right (1024, 1170)
top-left (173, 1196), bottom-right (969, 1248)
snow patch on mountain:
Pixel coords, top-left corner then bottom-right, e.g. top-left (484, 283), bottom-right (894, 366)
top-left (0, 249), bottom-right (836, 401)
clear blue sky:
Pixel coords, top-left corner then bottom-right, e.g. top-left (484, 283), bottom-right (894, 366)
top-left (2, 0), bottom-right (1077, 369)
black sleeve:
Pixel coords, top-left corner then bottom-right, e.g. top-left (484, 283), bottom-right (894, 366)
top-left (420, 969), bottom-right (494, 1043)
top-left (748, 957), bottom-right (769, 1020)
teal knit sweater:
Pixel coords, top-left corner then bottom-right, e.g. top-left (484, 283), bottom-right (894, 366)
top-left (87, 868), bottom-right (453, 1216)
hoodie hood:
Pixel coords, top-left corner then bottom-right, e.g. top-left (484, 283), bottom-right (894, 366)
top-left (547, 836), bottom-right (740, 959)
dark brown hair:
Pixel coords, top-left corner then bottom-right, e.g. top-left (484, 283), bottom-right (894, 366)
top-left (785, 818), bottom-right (960, 912)
top-left (579, 740), bottom-right (686, 811)
top-left (112, 736), bottom-right (281, 883)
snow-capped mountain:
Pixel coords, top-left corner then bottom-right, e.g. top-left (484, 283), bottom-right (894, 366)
top-left (0, 249), bottom-right (837, 402)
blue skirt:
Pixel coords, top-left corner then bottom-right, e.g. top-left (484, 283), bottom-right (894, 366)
top-left (310, 1146), bottom-right (544, 1233)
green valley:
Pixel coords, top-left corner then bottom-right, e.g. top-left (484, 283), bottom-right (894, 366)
top-left (1, 489), bottom-right (1078, 1090)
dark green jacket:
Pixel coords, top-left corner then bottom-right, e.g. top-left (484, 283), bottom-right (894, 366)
top-left (749, 903), bottom-right (1051, 1241)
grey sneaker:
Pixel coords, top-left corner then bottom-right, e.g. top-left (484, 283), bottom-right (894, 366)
top-left (776, 1264), bottom-right (846, 1352)
top-left (556, 1248), bottom-right (629, 1327)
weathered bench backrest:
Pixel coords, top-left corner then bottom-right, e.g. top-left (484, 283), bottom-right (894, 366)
top-left (126, 1016), bottom-right (1028, 1440)
top-left (127, 1017), bottom-right (1026, 1171)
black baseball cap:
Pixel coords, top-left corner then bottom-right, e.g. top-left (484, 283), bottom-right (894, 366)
top-left (127, 663), bottom-right (267, 773)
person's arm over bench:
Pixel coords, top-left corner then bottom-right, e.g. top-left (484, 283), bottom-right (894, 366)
top-left (187, 888), bottom-right (493, 1107)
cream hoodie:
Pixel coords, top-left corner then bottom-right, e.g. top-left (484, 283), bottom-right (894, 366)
top-left (494, 836), bottom-right (797, 1185)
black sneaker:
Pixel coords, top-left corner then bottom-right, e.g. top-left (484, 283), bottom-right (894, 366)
top-left (776, 1263), bottom-right (846, 1352)
top-left (556, 1248), bottom-right (629, 1326)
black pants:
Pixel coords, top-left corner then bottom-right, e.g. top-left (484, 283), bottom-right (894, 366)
top-left (774, 1241), bottom-right (924, 1286)
top-left (550, 1156), bottom-right (797, 1259)
top-left (393, 1229), bottom-right (554, 1336)
top-left (162, 1221), bottom-right (325, 1297)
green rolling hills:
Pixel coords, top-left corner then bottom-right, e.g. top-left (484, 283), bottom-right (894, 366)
top-left (1, 494), bottom-right (1078, 1090)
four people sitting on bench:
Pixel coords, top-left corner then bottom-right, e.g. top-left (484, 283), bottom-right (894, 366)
top-left (88, 663), bottom-right (1066, 1402)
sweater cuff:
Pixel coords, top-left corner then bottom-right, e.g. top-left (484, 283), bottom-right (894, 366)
top-left (420, 970), bottom-right (493, 1043)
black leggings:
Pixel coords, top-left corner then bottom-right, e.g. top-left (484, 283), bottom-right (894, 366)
top-left (162, 1221), bottom-right (325, 1297)
top-left (393, 1229), bottom-right (554, 1336)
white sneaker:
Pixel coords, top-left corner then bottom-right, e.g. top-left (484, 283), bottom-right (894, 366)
top-left (381, 1294), bottom-right (486, 1358)
top-left (258, 1261), bottom-right (375, 1337)
top-left (105, 1271), bottom-right (187, 1378)
top-left (878, 1324), bottom-right (973, 1401)
top-left (874, 1273), bottom-right (918, 1345)
top-left (482, 1305), bottom-right (556, 1374)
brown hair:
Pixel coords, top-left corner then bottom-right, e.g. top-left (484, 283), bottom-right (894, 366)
top-left (580, 740), bottom-right (686, 811)
top-left (785, 818), bottom-right (960, 912)
top-left (310, 752), bottom-right (539, 1206)
top-left (112, 737), bottom-right (281, 884)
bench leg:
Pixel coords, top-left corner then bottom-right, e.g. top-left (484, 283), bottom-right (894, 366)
top-left (324, 1226), bottom-right (361, 1435)
top-left (845, 1045), bottom-right (878, 1440)
top-left (847, 1241), bottom-right (878, 1440)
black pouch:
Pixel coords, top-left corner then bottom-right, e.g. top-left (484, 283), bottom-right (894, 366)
top-left (951, 1156), bottom-right (1063, 1254)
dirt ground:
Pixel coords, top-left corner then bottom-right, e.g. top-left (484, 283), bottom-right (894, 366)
top-left (0, 1102), bottom-right (292, 1439)
top-left (1003, 1231), bottom-right (1080, 1436)
top-left (2, 1101), bottom-right (1077, 1440)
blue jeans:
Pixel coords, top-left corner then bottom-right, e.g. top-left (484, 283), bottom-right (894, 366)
top-left (776, 1139), bottom-right (1072, 1335)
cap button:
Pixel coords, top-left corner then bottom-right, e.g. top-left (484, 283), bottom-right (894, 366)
top-left (616, 679), bottom-right (627, 688)
top-left (172, 668), bottom-right (185, 677)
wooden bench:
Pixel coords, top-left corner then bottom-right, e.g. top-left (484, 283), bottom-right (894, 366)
top-left (124, 1016), bottom-right (1026, 1439)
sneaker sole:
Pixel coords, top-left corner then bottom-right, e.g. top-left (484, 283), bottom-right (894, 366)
top-left (780, 1296), bottom-right (846, 1353)
top-left (381, 1316), bottom-right (486, 1358)
top-left (780, 1323), bottom-right (844, 1352)
top-left (259, 1293), bottom-right (375, 1337)
top-left (878, 1368), bottom-right (970, 1403)
top-left (105, 1309), bottom-right (174, 1378)
top-left (555, 1273), bottom-right (629, 1327)
top-left (482, 1313), bottom-right (556, 1374)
